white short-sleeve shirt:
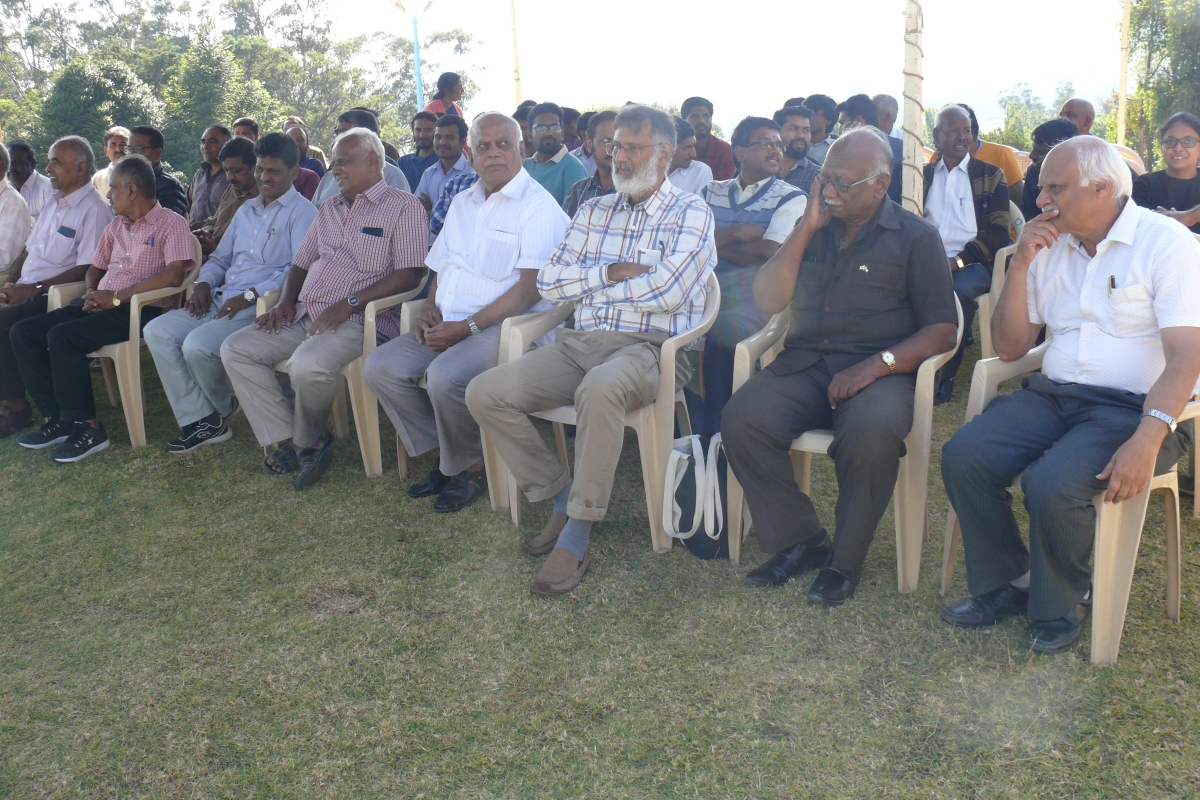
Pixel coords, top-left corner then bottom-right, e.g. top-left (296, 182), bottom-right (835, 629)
top-left (426, 168), bottom-right (570, 324)
top-left (667, 160), bottom-right (714, 196)
top-left (1027, 199), bottom-right (1200, 395)
top-left (20, 184), bottom-right (115, 284)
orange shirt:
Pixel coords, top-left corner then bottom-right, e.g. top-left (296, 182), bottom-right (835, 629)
top-left (973, 140), bottom-right (1023, 187)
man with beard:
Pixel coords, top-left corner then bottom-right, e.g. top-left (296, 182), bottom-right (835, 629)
top-left (187, 125), bottom-right (232, 225)
top-left (467, 104), bottom-right (716, 597)
top-left (562, 110), bottom-right (616, 218)
top-left (804, 94), bottom-right (839, 165)
top-left (666, 117), bottom-right (713, 196)
top-left (415, 115), bottom-right (474, 214)
top-left (721, 128), bottom-right (957, 604)
top-left (194, 137), bottom-right (259, 256)
top-left (398, 112), bottom-right (439, 190)
top-left (682, 96), bottom-right (735, 181)
top-left (689, 116), bottom-right (807, 436)
top-left (774, 106), bottom-right (821, 191)
top-left (522, 102), bottom-right (588, 205)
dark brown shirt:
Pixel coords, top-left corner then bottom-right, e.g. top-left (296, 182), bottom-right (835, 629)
top-left (771, 199), bottom-right (958, 376)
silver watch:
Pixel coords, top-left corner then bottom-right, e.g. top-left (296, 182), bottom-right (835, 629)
top-left (466, 316), bottom-right (481, 336)
top-left (347, 295), bottom-right (360, 309)
top-left (1144, 409), bottom-right (1177, 432)
top-left (243, 288), bottom-right (257, 303)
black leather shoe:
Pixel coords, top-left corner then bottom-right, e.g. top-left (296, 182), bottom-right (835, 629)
top-left (1028, 602), bottom-right (1091, 653)
top-left (806, 566), bottom-right (857, 606)
top-left (433, 470), bottom-right (486, 513)
top-left (934, 377), bottom-right (956, 405)
top-left (941, 583), bottom-right (1029, 628)
top-left (408, 467), bottom-right (450, 498)
top-left (745, 532), bottom-right (831, 587)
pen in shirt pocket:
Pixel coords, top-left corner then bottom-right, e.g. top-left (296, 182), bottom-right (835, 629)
top-left (1108, 275), bottom-right (1115, 296)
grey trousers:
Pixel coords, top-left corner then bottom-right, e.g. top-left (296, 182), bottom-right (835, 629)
top-left (942, 373), bottom-right (1190, 620)
top-left (466, 328), bottom-right (688, 522)
top-left (722, 360), bottom-right (915, 574)
top-left (144, 303), bottom-right (257, 427)
top-left (220, 316), bottom-right (366, 448)
top-left (364, 327), bottom-right (501, 476)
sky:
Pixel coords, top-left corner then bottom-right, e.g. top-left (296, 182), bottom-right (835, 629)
top-left (342, 0), bottom-right (1126, 135)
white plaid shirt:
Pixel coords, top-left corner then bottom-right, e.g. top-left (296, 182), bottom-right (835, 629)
top-left (0, 180), bottom-right (32, 272)
top-left (293, 178), bottom-right (428, 340)
top-left (538, 178), bottom-right (716, 335)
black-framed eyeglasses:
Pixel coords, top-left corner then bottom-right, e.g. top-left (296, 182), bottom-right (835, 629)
top-left (816, 172), bottom-right (885, 194)
top-left (121, 144), bottom-right (153, 154)
top-left (1161, 136), bottom-right (1199, 149)
top-left (743, 139), bottom-right (782, 152)
top-left (532, 124), bottom-right (563, 135)
top-left (604, 141), bottom-right (661, 157)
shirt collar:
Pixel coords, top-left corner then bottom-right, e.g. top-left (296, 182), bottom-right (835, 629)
top-left (56, 183), bottom-right (95, 208)
top-left (336, 177), bottom-right (389, 207)
top-left (541, 145), bottom-right (568, 164)
top-left (618, 177), bottom-right (675, 215)
top-left (738, 174), bottom-right (773, 194)
top-left (468, 166), bottom-right (531, 203)
top-left (252, 185), bottom-right (301, 211)
top-left (449, 152), bottom-right (471, 174)
top-left (1070, 198), bottom-right (1140, 252)
top-left (119, 202), bottom-right (165, 229)
top-left (830, 198), bottom-right (900, 242)
top-left (935, 152), bottom-right (971, 175)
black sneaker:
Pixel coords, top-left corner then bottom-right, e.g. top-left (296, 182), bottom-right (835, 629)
top-left (166, 414), bottom-right (232, 454)
top-left (17, 418), bottom-right (70, 450)
top-left (49, 421), bottom-right (110, 463)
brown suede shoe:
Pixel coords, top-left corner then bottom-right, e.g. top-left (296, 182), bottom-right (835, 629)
top-left (520, 511), bottom-right (568, 556)
top-left (529, 548), bottom-right (590, 596)
top-left (0, 405), bottom-right (33, 438)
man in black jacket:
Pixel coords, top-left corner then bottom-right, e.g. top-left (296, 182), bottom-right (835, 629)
top-left (125, 126), bottom-right (188, 217)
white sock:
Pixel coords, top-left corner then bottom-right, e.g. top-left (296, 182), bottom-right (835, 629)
top-left (1010, 571), bottom-right (1031, 589)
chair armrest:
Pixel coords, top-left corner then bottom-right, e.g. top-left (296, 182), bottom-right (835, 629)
top-left (1177, 400), bottom-right (1200, 424)
top-left (990, 244), bottom-right (1016, 297)
top-left (500, 303), bottom-right (573, 364)
top-left (129, 268), bottom-right (198, 340)
top-left (256, 289), bottom-right (282, 317)
top-left (732, 311), bottom-right (790, 394)
top-left (362, 273), bottom-right (429, 357)
top-left (398, 299), bottom-right (425, 335)
top-left (47, 281), bottom-right (87, 311)
top-left (963, 341), bottom-right (1050, 424)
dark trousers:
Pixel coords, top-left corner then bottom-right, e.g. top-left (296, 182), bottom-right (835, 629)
top-left (942, 373), bottom-right (1190, 620)
top-left (11, 304), bottom-right (162, 423)
top-left (942, 262), bottom-right (992, 381)
top-left (722, 360), bottom-right (915, 573)
top-left (0, 295), bottom-right (49, 401)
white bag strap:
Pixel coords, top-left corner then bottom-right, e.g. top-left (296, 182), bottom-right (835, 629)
top-left (663, 435), bottom-right (706, 539)
top-left (702, 433), bottom-right (724, 540)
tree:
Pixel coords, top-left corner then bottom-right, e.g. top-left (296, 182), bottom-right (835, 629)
top-left (1129, 0), bottom-right (1200, 168)
top-left (37, 55), bottom-right (163, 157)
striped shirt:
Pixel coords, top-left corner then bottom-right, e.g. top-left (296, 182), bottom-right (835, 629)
top-left (429, 171), bottom-right (480, 240)
top-left (562, 173), bottom-right (615, 219)
top-left (0, 180), bottom-right (32, 272)
top-left (293, 178), bottom-right (428, 340)
top-left (92, 203), bottom-right (197, 307)
top-left (539, 178), bottom-right (716, 335)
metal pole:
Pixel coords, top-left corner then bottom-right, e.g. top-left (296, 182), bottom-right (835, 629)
top-left (413, 14), bottom-right (424, 110)
top-left (902, 0), bottom-right (925, 215)
top-left (1118, 0), bottom-right (1131, 144)
top-left (510, 0), bottom-right (522, 104)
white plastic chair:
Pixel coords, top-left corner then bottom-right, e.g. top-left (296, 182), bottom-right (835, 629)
top-left (490, 273), bottom-right (721, 554)
top-left (725, 296), bottom-right (964, 595)
top-left (939, 343), bottom-right (1196, 666)
top-left (47, 236), bottom-right (202, 447)
top-left (976, 201), bottom-right (1025, 361)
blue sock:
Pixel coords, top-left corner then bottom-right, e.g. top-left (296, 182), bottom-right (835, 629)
top-left (553, 480), bottom-right (572, 516)
top-left (556, 517), bottom-right (592, 561)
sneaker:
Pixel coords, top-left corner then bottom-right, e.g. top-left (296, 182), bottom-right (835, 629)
top-left (49, 421), bottom-right (110, 463)
top-left (17, 418), bottom-right (71, 450)
top-left (166, 414), bottom-right (232, 454)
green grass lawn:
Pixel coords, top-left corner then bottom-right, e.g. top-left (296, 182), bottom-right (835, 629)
top-left (1, 340), bottom-right (1198, 798)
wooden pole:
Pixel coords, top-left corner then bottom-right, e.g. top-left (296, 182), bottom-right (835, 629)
top-left (902, 0), bottom-right (924, 215)
top-left (510, 0), bottom-right (523, 105)
top-left (1118, 0), bottom-right (1132, 144)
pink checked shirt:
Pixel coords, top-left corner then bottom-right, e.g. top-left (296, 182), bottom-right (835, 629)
top-left (293, 178), bottom-right (428, 340)
top-left (92, 203), bottom-right (196, 308)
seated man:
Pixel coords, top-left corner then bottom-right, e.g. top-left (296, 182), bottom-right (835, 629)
top-left (194, 137), bottom-right (259, 255)
top-left (415, 114), bottom-right (473, 213)
top-left (0, 144), bottom-right (32, 279)
top-left (396, 112), bottom-right (438, 189)
top-left (0, 136), bottom-right (113, 437)
top-left (722, 129), bottom-right (958, 604)
top-left (683, 97), bottom-right (735, 180)
top-left (283, 124), bottom-right (325, 177)
top-left (666, 117), bottom-right (713, 196)
top-left (7, 140), bottom-right (52, 219)
top-left (522, 102), bottom-right (589, 205)
top-left (940, 137), bottom-right (1200, 653)
top-left (365, 113), bottom-right (568, 512)
top-left (12, 155), bottom-right (193, 462)
top-left (837, 94), bottom-right (903, 203)
top-left (689, 116), bottom-right (806, 436)
top-left (467, 104), bottom-right (716, 597)
top-left (187, 125), bottom-right (232, 225)
top-left (923, 105), bottom-right (1010, 404)
top-left (145, 133), bottom-right (317, 453)
top-left (956, 104), bottom-right (1025, 201)
top-left (562, 110), bottom-right (616, 218)
top-left (220, 128), bottom-right (426, 490)
top-left (311, 109), bottom-right (411, 206)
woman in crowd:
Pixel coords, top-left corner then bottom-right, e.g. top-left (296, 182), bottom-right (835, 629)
top-left (1132, 111), bottom-right (1200, 233)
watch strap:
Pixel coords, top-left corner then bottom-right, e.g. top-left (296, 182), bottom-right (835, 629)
top-left (466, 316), bottom-right (481, 336)
top-left (1144, 409), bottom-right (1177, 431)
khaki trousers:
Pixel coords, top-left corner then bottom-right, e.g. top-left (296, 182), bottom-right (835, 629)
top-left (220, 317), bottom-right (366, 448)
top-left (466, 329), bottom-right (688, 522)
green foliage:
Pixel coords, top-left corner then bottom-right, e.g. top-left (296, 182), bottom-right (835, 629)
top-left (1129, 0), bottom-right (1200, 169)
top-left (982, 82), bottom-right (1075, 152)
top-left (36, 56), bottom-right (164, 158)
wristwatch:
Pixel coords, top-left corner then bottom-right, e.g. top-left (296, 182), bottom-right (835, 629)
top-left (243, 288), bottom-right (258, 304)
top-left (35, 282), bottom-right (45, 295)
top-left (347, 295), bottom-right (360, 309)
top-left (952, 255), bottom-right (965, 271)
top-left (881, 350), bottom-right (897, 374)
top-left (111, 295), bottom-right (121, 307)
top-left (466, 316), bottom-right (481, 336)
top-left (1144, 409), bottom-right (1177, 432)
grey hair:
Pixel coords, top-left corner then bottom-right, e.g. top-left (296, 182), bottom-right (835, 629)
top-left (872, 93), bottom-right (898, 117)
top-left (614, 104), bottom-right (677, 148)
top-left (0, 144), bottom-right (8, 173)
top-left (468, 112), bottom-right (522, 152)
top-left (53, 135), bottom-right (97, 177)
top-left (934, 103), bottom-right (969, 132)
top-left (828, 126), bottom-right (894, 178)
top-left (113, 154), bottom-right (156, 200)
top-left (1060, 135), bottom-right (1133, 200)
top-left (332, 126), bottom-right (385, 167)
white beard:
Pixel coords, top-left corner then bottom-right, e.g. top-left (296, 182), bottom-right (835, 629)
top-left (613, 155), bottom-right (660, 198)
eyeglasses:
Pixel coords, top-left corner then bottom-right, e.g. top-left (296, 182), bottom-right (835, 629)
top-left (1161, 136), bottom-right (1199, 149)
top-left (816, 172), bottom-right (885, 194)
top-left (604, 141), bottom-right (661, 157)
top-left (532, 124), bottom-right (563, 135)
top-left (120, 145), bottom-right (153, 154)
top-left (743, 139), bottom-right (782, 151)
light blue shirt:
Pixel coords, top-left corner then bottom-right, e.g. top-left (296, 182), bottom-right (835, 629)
top-left (311, 162), bottom-right (411, 207)
top-left (416, 153), bottom-right (474, 208)
top-left (197, 186), bottom-right (317, 298)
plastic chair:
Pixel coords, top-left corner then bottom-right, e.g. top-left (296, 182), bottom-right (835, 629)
top-left (46, 236), bottom-right (202, 447)
top-left (490, 273), bottom-right (721, 554)
top-left (973, 202), bottom-right (1024, 361)
top-left (939, 343), bottom-right (1196, 665)
top-left (725, 296), bottom-right (964, 594)
top-left (261, 275), bottom-right (428, 475)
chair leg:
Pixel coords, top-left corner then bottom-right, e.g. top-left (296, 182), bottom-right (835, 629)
top-left (727, 471), bottom-right (745, 567)
top-left (116, 345), bottom-right (147, 448)
top-left (675, 400), bottom-right (692, 437)
top-left (791, 450), bottom-right (811, 496)
top-left (636, 414), bottom-right (672, 554)
top-left (1091, 488), bottom-right (1153, 666)
top-left (330, 379), bottom-right (350, 439)
top-left (396, 433), bottom-right (408, 481)
top-left (344, 360), bottom-right (382, 477)
top-left (100, 358), bottom-right (120, 408)
top-left (893, 453), bottom-right (926, 595)
top-left (1190, 437), bottom-right (1198, 520)
top-left (552, 421), bottom-right (571, 476)
top-left (978, 295), bottom-right (994, 360)
top-left (1163, 481), bottom-right (1181, 622)
top-left (509, 468), bottom-right (522, 528)
top-left (481, 428), bottom-right (510, 511)
top-left (941, 507), bottom-right (962, 597)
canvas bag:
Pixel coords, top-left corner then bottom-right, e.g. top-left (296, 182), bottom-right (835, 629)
top-left (662, 433), bottom-right (729, 559)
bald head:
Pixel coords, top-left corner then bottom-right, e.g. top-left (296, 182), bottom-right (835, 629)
top-left (1059, 99), bottom-right (1095, 136)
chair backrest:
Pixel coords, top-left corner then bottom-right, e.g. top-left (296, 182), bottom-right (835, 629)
top-left (1009, 200), bottom-right (1025, 245)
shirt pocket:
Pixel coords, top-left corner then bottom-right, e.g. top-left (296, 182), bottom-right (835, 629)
top-left (355, 225), bottom-right (389, 275)
top-left (476, 230), bottom-right (520, 282)
top-left (1103, 283), bottom-right (1153, 337)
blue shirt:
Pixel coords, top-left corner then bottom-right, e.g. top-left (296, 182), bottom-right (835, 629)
top-left (524, 146), bottom-right (589, 205)
top-left (398, 152), bottom-right (439, 191)
top-left (430, 171), bottom-right (481, 241)
top-left (299, 157), bottom-right (325, 178)
top-left (197, 186), bottom-right (318, 298)
top-left (416, 153), bottom-right (474, 209)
